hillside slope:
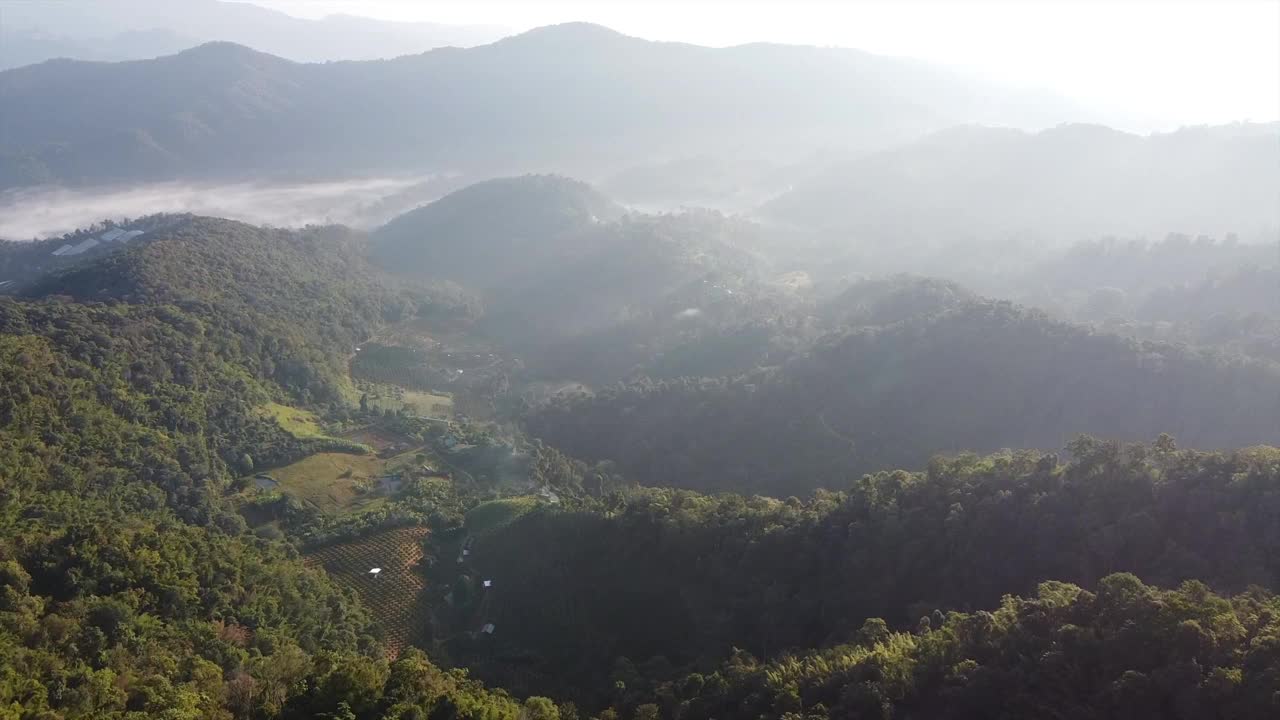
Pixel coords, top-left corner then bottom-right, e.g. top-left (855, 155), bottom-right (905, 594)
top-left (372, 176), bottom-right (803, 382)
top-left (27, 214), bottom-right (429, 402)
top-left (445, 442), bottom-right (1280, 710)
top-left (528, 294), bottom-right (1280, 494)
top-left (0, 215), bottom-right (535, 717)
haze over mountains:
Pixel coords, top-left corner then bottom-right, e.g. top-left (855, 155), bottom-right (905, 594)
top-left (0, 22), bottom-right (1088, 191)
top-left (766, 122), bottom-right (1280, 242)
top-left (0, 0), bottom-right (505, 70)
top-left (3, 4), bottom-right (1280, 718)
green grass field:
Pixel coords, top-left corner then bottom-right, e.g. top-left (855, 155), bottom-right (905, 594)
top-left (400, 389), bottom-right (454, 419)
top-left (270, 452), bottom-right (389, 515)
top-left (359, 384), bottom-right (454, 419)
top-left (256, 402), bottom-right (329, 439)
top-left (465, 496), bottom-right (541, 535)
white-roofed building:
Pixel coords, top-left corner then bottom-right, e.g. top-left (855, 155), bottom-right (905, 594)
top-left (51, 244), bottom-right (74, 256)
top-left (99, 228), bottom-right (126, 242)
top-left (64, 238), bottom-right (100, 256)
top-left (117, 230), bottom-right (144, 242)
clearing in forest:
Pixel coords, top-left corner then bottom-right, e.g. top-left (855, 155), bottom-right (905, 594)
top-left (464, 496), bottom-right (541, 536)
top-left (400, 389), bottom-right (454, 419)
top-left (256, 402), bottom-right (330, 439)
top-left (270, 452), bottom-right (389, 515)
top-left (357, 381), bottom-right (454, 419)
top-left (340, 427), bottom-right (413, 453)
top-left (304, 526), bottom-right (432, 659)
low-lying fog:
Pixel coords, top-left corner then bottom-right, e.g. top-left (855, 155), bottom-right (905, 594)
top-left (0, 175), bottom-right (466, 240)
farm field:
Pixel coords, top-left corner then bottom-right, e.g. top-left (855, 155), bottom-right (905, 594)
top-left (340, 426), bottom-right (409, 453)
top-left (401, 389), bottom-right (453, 418)
top-left (304, 526), bottom-right (432, 658)
top-left (358, 381), bottom-right (454, 419)
top-left (269, 452), bottom-right (390, 515)
top-left (256, 402), bottom-right (329, 438)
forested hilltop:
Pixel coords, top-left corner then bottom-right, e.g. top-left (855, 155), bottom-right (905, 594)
top-left (372, 175), bottom-right (807, 384)
top-left (0, 216), bottom-right (528, 717)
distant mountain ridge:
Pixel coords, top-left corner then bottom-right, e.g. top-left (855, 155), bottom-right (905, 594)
top-left (0, 0), bottom-right (504, 70)
top-left (0, 23), bottom-right (1090, 189)
top-left (764, 121), bottom-right (1280, 242)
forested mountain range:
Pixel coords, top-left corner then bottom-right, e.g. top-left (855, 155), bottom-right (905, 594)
top-left (2, 0), bottom-right (1279, 712)
top-left (1, 201), bottom-right (1279, 717)
top-left (0, 0), bottom-right (504, 70)
top-left (527, 280), bottom-right (1280, 495)
top-left (0, 23), bottom-right (1083, 189)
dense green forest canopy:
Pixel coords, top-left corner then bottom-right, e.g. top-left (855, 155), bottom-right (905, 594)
top-left (604, 575), bottom-right (1280, 720)
top-left (0, 216), bottom-right (531, 718)
top-left (25, 215), bottom-right (444, 403)
top-left (1, 193), bottom-right (1279, 718)
top-left (446, 440), bottom-right (1280, 708)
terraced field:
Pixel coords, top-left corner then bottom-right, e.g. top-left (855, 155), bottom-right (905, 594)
top-left (304, 526), bottom-right (432, 659)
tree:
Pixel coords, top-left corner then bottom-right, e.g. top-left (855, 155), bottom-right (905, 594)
top-left (521, 696), bottom-right (561, 720)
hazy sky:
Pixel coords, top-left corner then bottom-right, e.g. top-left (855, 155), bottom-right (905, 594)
top-left (243, 0), bottom-right (1280, 128)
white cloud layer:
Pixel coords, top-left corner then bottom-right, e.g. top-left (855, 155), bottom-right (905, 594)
top-left (0, 176), bottom-right (447, 240)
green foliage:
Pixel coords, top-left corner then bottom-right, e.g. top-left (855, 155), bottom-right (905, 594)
top-left (0, 216), bottom-right (523, 718)
top-left (5, 208), bottom-right (1280, 720)
top-left (449, 442), bottom-right (1280, 708)
top-left (465, 497), bottom-right (541, 536)
top-left (26, 216), bottom-right (437, 402)
top-left (606, 576), bottom-right (1280, 720)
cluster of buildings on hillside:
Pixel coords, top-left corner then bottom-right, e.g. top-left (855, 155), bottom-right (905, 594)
top-left (50, 227), bottom-right (144, 257)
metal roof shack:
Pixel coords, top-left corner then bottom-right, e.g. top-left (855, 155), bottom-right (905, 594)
top-left (63, 238), bottom-right (100, 256)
